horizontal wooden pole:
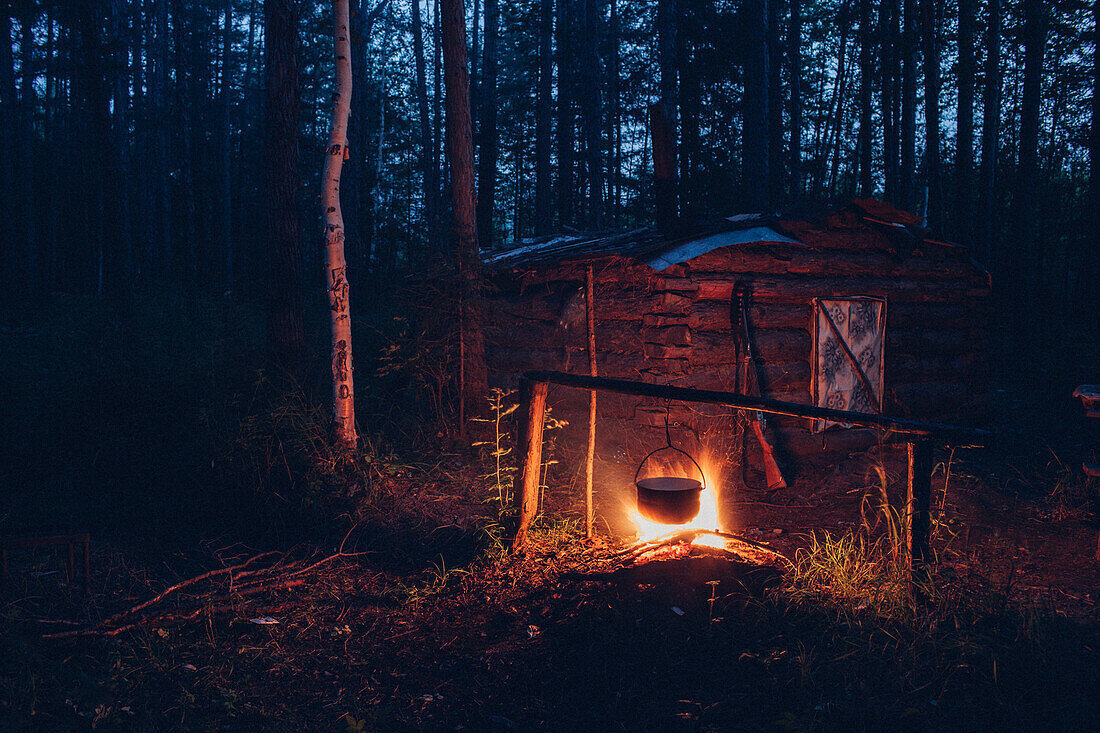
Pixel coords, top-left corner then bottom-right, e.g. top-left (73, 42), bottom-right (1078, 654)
top-left (523, 370), bottom-right (990, 445)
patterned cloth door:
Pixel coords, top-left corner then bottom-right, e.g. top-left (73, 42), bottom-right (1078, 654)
top-left (811, 297), bottom-right (886, 432)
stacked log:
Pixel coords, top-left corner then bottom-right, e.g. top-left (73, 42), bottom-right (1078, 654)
top-left (483, 228), bottom-right (990, 470)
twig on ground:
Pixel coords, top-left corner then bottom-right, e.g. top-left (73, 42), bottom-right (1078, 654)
top-left (94, 551), bottom-right (282, 630)
top-left (42, 580), bottom-right (307, 639)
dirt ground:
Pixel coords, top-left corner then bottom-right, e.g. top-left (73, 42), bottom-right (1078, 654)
top-left (734, 444), bottom-right (1100, 623)
top-left (2, 440), bottom-right (1098, 732)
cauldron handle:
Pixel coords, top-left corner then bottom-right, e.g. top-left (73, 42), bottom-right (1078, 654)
top-left (633, 444), bottom-right (707, 492)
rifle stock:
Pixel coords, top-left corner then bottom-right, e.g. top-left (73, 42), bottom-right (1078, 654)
top-left (751, 420), bottom-right (787, 490)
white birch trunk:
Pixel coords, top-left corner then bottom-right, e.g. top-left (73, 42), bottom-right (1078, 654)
top-left (323, 0), bottom-right (358, 450)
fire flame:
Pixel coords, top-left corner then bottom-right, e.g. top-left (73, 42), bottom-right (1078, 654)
top-left (629, 452), bottom-right (727, 546)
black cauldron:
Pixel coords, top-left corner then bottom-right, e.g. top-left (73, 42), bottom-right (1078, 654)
top-left (634, 441), bottom-right (707, 525)
top-left (636, 476), bottom-right (704, 524)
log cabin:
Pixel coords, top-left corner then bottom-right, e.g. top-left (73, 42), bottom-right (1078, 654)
top-left (481, 199), bottom-right (991, 487)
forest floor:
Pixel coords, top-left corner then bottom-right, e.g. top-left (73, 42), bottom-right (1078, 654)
top-left (2, 446), bottom-right (1099, 732)
top-left (2, 295), bottom-right (1099, 731)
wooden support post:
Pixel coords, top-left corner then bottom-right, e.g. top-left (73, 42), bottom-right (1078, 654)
top-left (512, 378), bottom-right (548, 551)
top-left (906, 440), bottom-right (934, 597)
top-left (585, 265), bottom-right (597, 540)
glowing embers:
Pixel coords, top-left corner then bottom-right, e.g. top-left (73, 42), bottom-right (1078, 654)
top-left (632, 485), bottom-right (722, 544)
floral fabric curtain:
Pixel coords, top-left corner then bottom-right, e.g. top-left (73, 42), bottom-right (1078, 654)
top-left (811, 297), bottom-right (886, 432)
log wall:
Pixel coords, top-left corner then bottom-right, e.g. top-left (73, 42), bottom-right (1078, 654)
top-left (484, 240), bottom-right (991, 477)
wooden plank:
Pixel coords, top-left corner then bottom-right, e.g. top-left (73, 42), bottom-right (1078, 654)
top-left (523, 371), bottom-right (991, 443)
top-left (685, 247), bottom-right (990, 282)
top-left (512, 378), bottom-right (549, 551)
top-left (907, 440), bottom-right (934, 599)
top-left (694, 276), bottom-right (989, 304)
top-left (585, 265), bottom-right (597, 540)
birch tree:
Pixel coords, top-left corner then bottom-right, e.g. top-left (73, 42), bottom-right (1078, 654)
top-left (322, 0), bottom-right (358, 450)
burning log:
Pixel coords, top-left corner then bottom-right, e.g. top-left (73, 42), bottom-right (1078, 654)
top-left (619, 528), bottom-right (793, 571)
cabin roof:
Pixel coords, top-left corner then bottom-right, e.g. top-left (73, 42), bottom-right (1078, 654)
top-left (482, 199), bottom-right (972, 272)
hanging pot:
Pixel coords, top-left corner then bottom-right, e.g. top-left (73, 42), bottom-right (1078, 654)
top-left (634, 444), bottom-right (707, 525)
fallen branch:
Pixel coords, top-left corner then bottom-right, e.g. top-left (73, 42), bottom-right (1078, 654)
top-left (42, 524), bottom-right (374, 641)
top-left (42, 580), bottom-right (307, 639)
top-left (93, 551), bottom-right (281, 630)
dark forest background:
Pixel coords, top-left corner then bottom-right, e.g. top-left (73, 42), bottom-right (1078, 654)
top-left (1, 0), bottom-right (1096, 315)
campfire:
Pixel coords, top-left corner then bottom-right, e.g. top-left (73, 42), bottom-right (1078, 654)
top-left (631, 453), bottom-right (724, 547)
top-left (626, 450), bottom-right (790, 568)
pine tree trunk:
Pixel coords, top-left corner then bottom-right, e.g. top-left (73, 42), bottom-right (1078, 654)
top-left (609, 0), bottom-right (621, 222)
top-left (581, 0), bottom-right (602, 228)
top-left (900, 0), bottom-right (917, 211)
top-left (470, 0), bottom-right (480, 130)
top-left (475, 0), bottom-right (498, 248)
top-left (412, 0), bottom-right (439, 257)
top-left (1016, 0), bottom-right (1044, 321)
top-left (265, 0), bottom-right (305, 378)
top-left (880, 0), bottom-right (900, 205)
top-left (977, 0), bottom-right (1000, 265)
top-left (788, 0), bottom-right (802, 199)
top-left (742, 0), bottom-right (769, 212)
top-left (154, 0), bottom-right (171, 276)
top-left (766, 0), bottom-right (782, 205)
top-left (534, 0), bottom-right (553, 235)
top-left (657, 0), bottom-right (677, 126)
top-left (109, 0), bottom-right (133, 302)
top-left (819, 4), bottom-right (849, 198)
top-left (130, 0), bottom-right (147, 280)
top-left (20, 3), bottom-right (38, 299)
top-left (221, 0), bottom-right (234, 291)
top-left (433, 0), bottom-right (443, 241)
top-left (650, 101), bottom-right (677, 232)
top-left (921, 0), bottom-right (942, 233)
top-left (679, 27), bottom-right (699, 220)
top-left (443, 0), bottom-right (488, 423)
top-left (657, 0), bottom-right (677, 214)
top-left (555, 0), bottom-right (575, 228)
top-left (1089, 0), bottom-right (1100, 311)
top-left (76, 1), bottom-right (109, 297)
top-left (323, 0), bottom-right (359, 450)
top-left (0, 3), bottom-right (16, 300)
top-left (954, 0), bottom-right (974, 244)
top-left (44, 8), bottom-right (59, 291)
top-left (857, 0), bottom-right (873, 197)
top-left (825, 33), bottom-right (850, 198)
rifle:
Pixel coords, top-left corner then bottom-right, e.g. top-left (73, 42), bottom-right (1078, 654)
top-left (731, 285), bottom-right (787, 490)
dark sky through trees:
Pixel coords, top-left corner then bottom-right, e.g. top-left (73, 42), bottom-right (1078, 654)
top-left (0, 0), bottom-right (1095, 324)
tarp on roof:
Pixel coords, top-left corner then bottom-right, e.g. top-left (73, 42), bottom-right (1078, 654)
top-left (482, 218), bottom-right (805, 271)
top-left (645, 226), bottom-right (805, 271)
top-left (480, 200), bottom-right (976, 272)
